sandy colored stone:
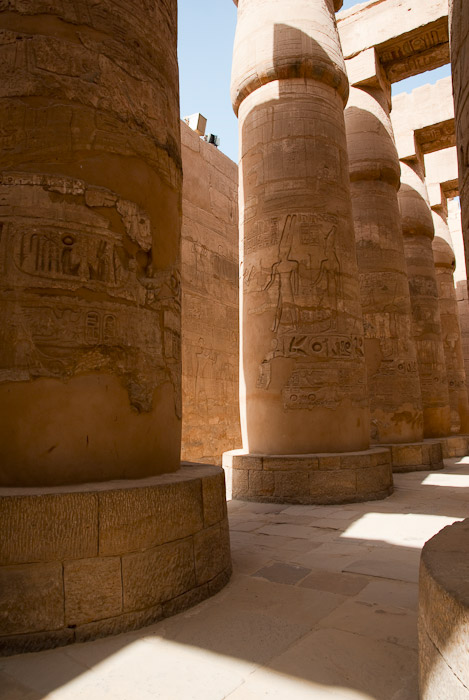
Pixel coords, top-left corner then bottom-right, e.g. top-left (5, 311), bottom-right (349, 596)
top-left (64, 557), bottom-right (122, 627)
top-left (275, 472), bottom-right (310, 500)
top-left (248, 471), bottom-right (275, 498)
top-left (0, 0), bottom-right (182, 486)
top-left (232, 469), bottom-right (249, 498)
top-left (0, 563), bottom-right (63, 635)
top-left (180, 121), bottom-right (241, 466)
top-left (122, 538), bottom-right (196, 612)
top-left (356, 463), bottom-right (393, 495)
top-left (309, 471), bottom-right (357, 501)
top-left (194, 523), bottom-right (232, 586)
top-left (263, 457), bottom-right (319, 472)
top-left (98, 480), bottom-right (204, 556)
top-left (74, 604), bottom-right (164, 645)
top-left (0, 492), bottom-right (98, 565)
top-left (202, 473), bottom-right (227, 527)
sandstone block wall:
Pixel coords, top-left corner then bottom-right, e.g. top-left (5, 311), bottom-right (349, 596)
top-left (180, 122), bottom-right (241, 464)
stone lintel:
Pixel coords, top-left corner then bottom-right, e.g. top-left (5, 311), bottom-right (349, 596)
top-left (379, 440), bottom-right (444, 473)
top-left (222, 448), bottom-right (393, 505)
top-left (0, 465), bottom-right (231, 655)
top-left (345, 48), bottom-right (391, 106)
top-left (425, 147), bottom-right (459, 208)
top-left (391, 78), bottom-right (454, 161)
top-left (338, 1), bottom-right (449, 83)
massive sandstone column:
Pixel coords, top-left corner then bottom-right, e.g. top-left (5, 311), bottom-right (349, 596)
top-left (0, 1), bottom-right (231, 654)
top-left (450, 0), bottom-right (469, 283)
top-left (432, 207), bottom-right (469, 434)
top-left (224, 0), bottom-right (392, 504)
top-left (398, 160), bottom-right (452, 438)
top-left (344, 71), bottom-right (441, 472)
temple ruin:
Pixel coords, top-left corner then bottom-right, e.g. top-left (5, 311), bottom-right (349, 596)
top-left (1, 0), bottom-right (469, 698)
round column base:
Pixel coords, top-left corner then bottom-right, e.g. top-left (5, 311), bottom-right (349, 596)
top-left (0, 464), bottom-right (231, 656)
top-left (419, 519), bottom-right (469, 699)
top-left (222, 448), bottom-right (393, 505)
top-left (379, 440), bottom-right (444, 473)
top-left (427, 435), bottom-right (469, 459)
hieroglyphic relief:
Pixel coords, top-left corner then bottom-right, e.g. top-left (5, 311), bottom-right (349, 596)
top-left (245, 212), bottom-right (367, 411)
top-left (378, 21), bottom-right (449, 83)
top-left (0, 172), bottom-right (181, 415)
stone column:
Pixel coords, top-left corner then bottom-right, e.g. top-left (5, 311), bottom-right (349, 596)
top-left (398, 159), bottom-right (452, 439)
top-left (450, 0), bottom-right (469, 284)
top-left (344, 57), bottom-right (441, 473)
top-left (0, 1), bottom-right (231, 654)
top-left (223, 0), bottom-right (392, 504)
top-left (449, 198), bottom-right (469, 396)
top-left (432, 207), bottom-right (469, 434)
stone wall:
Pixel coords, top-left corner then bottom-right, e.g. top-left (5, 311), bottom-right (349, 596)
top-left (180, 122), bottom-right (241, 464)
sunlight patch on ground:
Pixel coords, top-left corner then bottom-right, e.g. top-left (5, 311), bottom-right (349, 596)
top-left (340, 513), bottom-right (462, 548)
top-left (422, 473), bottom-right (469, 488)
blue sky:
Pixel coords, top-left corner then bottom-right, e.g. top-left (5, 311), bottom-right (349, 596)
top-left (177, 0), bottom-right (451, 163)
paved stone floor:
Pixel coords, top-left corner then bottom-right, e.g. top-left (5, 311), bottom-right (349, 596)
top-left (2, 457), bottom-right (469, 700)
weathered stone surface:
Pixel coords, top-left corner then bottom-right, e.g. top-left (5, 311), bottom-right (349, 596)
top-left (64, 557), bottom-right (122, 627)
top-left (74, 604), bottom-right (164, 645)
top-left (451, 0), bottom-right (469, 290)
top-left (345, 76), bottom-right (424, 446)
top-left (388, 441), bottom-right (444, 473)
top-left (309, 471), bottom-right (357, 501)
top-left (0, 492), bottom-right (98, 565)
top-left (122, 539), bottom-right (196, 612)
top-left (99, 480), bottom-right (204, 556)
top-left (338, 0), bottom-right (449, 83)
top-left (398, 159), bottom-right (452, 438)
top-left (0, 0), bottom-right (182, 486)
top-left (0, 563), bottom-right (63, 635)
top-left (181, 121), bottom-right (241, 465)
top-left (194, 523), bottom-right (231, 586)
top-left (202, 472), bottom-right (227, 527)
top-left (0, 628), bottom-right (74, 657)
top-left (432, 212), bottom-right (469, 433)
top-left (249, 470), bottom-right (275, 498)
top-left (419, 518), bottom-right (469, 698)
top-left (232, 0), bottom-right (370, 456)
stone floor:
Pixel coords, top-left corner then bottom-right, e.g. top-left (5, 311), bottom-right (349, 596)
top-left (2, 458), bottom-right (469, 700)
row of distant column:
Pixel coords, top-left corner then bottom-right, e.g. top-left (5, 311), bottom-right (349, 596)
top-left (224, 0), bottom-right (469, 503)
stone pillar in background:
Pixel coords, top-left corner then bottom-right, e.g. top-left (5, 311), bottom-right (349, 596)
top-left (344, 52), bottom-right (440, 473)
top-left (398, 160), bottom-right (452, 439)
top-left (224, 0), bottom-right (393, 504)
top-left (0, 1), bottom-right (231, 654)
top-left (432, 206), bottom-right (469, 434)
top-left (450, 0), bottom-right (469, 284)
top-left (449, 198), bottom-right (469, 396)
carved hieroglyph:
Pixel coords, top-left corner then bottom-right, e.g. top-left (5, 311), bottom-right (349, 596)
top-left (0, 1), bottom-right (182, 485)
top-left (398, 160), bottom-right (451, 438)
top-left (345, 84), bottom-right (424, 445)
top-left (450, 0), bottom-right (469, 285)
top-left (232, 0), bottom-right (370, 454)
top-left (432, 209), bottom-right (469, 433)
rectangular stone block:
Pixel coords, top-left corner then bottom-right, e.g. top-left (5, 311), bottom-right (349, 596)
top-left (64, 557), bottom-right (122, 627)
top-left (249, 470), bottom-right (274, 497)
top-left (122, 538), bottom-right (196, 612)
top-left (194, 523), bottom-right (231, 586)
top-left (202, 473), bottom-right (227, 527)
top-left (263, 457), bottom-right (319, 471)
top-left (356, 464), bottom-right (392, 494)
top-left (310, 471), bottom-right (357, 500)
top-left (392, 445), bottom-right (422, 467)
top-left (317, 455), bottom-right (341, 470)
top-left (74, 604), bottom-right (164, 644)
top-left (339, 453), bottom-right (369, 470)
top-left (99, 481), bottom-right (204, 556)
top-left (274, 471), bottom-right (310, 499)
top-left (0, 563), bottom-right (64, 635)
top-left (232, 469), bottom-right (249, 497)
top-left (0, 493), bottom-right (98, 565)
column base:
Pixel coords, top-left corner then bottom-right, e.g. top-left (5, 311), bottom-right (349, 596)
top-left (222, 448), bottom-right (393, 505)
top-left (379, 440), bottom-right (444, 473)
top-left (428, 435), bottom-right (469, 459)
top-left (419, 519), bottom-right (469, 699)
top-left (0, 464), bottom-right (231, 656)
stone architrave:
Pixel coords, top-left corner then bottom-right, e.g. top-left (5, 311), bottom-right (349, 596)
top-left (398, 159), bottom-right (452, 438)
top-left (0, 1), bottom-right (183, 487)
top-left (224, 0), bottom-right (393, 504)
top-left (450, 0), bottom-right (469, 284)
top-left (344, 59), bottom-right (424, 450)
top-left (431, 207), bottom-right (469, 434)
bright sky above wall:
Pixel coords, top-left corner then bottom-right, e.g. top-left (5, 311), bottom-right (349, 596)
top-left (177, 0), bottom-right (452, 163)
